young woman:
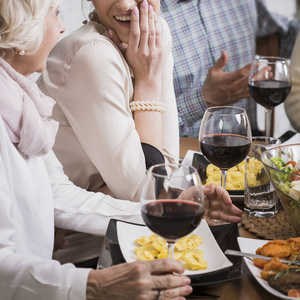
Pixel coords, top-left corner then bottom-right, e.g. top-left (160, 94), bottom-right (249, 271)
top-left (38, 0), bottom-right (179, 201)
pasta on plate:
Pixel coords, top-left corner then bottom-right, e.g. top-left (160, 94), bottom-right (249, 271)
top-left (134, 233), bottom-right (207, 270)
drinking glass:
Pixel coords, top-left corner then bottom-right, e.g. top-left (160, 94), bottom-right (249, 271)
top-left (248, 55), bottom-right (291, 137)
top-left (198, 106), bottom-right (252, 189)
top-left (140, 163), bottom-right (204, 259)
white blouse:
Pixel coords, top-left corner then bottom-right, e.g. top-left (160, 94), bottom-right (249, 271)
top-left (0, 116), bottom-right (143, 300)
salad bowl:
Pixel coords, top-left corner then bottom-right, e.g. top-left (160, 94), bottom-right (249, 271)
top-left (260, 144), bottom-right (300, 235)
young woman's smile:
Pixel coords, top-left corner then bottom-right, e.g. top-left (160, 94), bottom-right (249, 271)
top-left (91, 0), bottom-right (160, 43)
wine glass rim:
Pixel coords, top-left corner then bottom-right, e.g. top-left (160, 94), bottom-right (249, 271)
top-left (147, 163), bottom-right (199, 179)
top-left (205, 106), bottom-right (247, 115)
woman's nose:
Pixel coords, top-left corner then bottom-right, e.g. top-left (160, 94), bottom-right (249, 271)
top-left (116, 0), bottom-right (139, 10)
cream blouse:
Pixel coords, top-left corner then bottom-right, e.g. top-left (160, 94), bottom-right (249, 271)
top-left (38, 18), bottom-right (179, 201)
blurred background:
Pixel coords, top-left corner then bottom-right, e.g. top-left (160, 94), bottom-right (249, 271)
top-left (59, 0), bottom-right (299, 35)
top-left (53, 1), bottom-right (300, 138)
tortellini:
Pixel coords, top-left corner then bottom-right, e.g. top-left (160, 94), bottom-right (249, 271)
top-left (134, 234), bottom-right (207, 270)
top-left (205, 158), bottom-right (263, 190)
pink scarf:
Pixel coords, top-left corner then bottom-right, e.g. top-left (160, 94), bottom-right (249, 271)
top-left (0, 58), bottom-right (58, 157)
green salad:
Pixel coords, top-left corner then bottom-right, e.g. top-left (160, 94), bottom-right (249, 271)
top-left (270, 156), bottom-right (300, 208)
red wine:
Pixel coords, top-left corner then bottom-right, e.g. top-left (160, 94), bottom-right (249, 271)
top-left (200, 134), bottom-right (251, 169)
top-left (248, 80), bottom-right (291, 109)
top-left (141, 200), bottom-right (204, 240)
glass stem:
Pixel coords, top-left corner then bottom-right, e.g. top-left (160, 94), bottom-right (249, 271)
top-left (167, 241), bottom-right (175, 259)
top-left (220, 170), bottom-right (227, 189)
top-left (265, 108), bottom-right (273, 137)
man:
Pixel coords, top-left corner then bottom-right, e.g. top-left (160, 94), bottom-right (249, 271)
top-left (160, 0), bottom-right (300, 137)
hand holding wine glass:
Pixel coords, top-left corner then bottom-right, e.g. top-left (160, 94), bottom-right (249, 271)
top-left (140, 163), bottom-right (204, 259)
top-left (248, 55), bottom-right (291, 137)
top-left (198, 106), bottom-right (252, 190)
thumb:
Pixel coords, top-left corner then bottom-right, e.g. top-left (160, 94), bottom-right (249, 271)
top-left (109, 28), bottom-right (120, 44)
top-left (109, 29), bottom-right (127, 56)
top-left (212, 50), bottom-right (228, 71)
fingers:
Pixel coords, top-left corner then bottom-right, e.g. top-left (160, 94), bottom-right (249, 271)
top-left (148, 5), bottom-right (156, 50)
top-left (226, 62), bottom-right (252, 82)
top-left (139, 0), bottom-right (149, 51)
top-left (203, 184), bottom-right (243, 223)
top-left (128, 1), bottom-right (159, 54)
top-left (203, 184), bottom-right (231, 206)
top-left (128, 6), bottom-right (140, 50)
top-left (54, 228), bottom-right (71, 250)
top-left (210, 209), bottom-right (242, 224)
top-left (152, 285), bottom-right (193, 300)
top-left (147, 260), bottom-right (192, 299)
top-left (212, 50), bottom-right (228, 71)
top-left (109, 29), bottom-right (127, 56)
top-left (148, 258), bottom-right (185, 275)
top-left (154, 12), bottom-right (161, 50)
top-left (109, 28), bottom-right (121, 45)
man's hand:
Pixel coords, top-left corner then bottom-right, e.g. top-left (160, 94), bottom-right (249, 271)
top-left (202, 51), bottom-right (251, 106)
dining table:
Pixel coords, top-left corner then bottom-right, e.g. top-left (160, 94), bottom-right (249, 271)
top-left (186, 227), bottom-right (279, 300)
top-left (179, 136), bottom-right (292, 300)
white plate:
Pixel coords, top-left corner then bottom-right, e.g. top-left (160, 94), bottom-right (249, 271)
top-left (238, 237), bottom-right (296, 300)
top-left (117, 219), bottom-right (233, 276)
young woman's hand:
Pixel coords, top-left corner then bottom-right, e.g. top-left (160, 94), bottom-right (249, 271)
top-left (110, 0), bottom-right (163, 94)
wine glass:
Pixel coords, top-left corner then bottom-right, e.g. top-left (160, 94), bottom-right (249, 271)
top-left (248, 55), bottom-right (291, 137)
top-left (198, 106), bottom-right (252, 189)
top-left (140, 163), bottom-right (205, 259)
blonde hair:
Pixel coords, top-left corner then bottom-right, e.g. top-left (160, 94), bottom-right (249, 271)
top-left (0, 0), bottom-right (61, 56)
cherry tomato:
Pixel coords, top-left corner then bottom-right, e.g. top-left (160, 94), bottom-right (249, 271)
top-left (290, 171), bottom-right (300, 182)
top-left (253, 258), bottom-right (268, 269)
top-left (260, 270), bottom-right (277, 281)
top-left (286, 161), bottom-right (296, 167)
top-left (288, 289), bottom-right (300, 298)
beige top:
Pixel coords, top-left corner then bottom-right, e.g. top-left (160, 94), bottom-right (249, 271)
top-left (285, 32), bottom-right (300, 132)
top-left (38, 19), bottom-right (179, 202)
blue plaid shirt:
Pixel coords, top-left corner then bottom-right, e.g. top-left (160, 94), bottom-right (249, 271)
top-left (160, 0), bottom-right (300, 137)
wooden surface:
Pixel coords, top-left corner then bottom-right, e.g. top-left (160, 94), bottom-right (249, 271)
top-left (188, 225), bottom-right (281, 300)
top-left (180, 137), bottom-right (199, 158)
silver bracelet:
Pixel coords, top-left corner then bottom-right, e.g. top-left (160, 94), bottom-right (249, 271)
top-left (130, 101), bottom-right (166, 114)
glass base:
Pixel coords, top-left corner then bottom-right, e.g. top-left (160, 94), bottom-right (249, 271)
top-left (244, 206), bottom-right (278, 218)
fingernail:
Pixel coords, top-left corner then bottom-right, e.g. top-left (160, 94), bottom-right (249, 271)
top-left (186, 285), bottom-right (193, 293)
top-left (185, 277), bottom-right (191, 284)
top-left (142, 0), bottom-right (148, 9)
top-left (206, 184), bottom-right (214, 190)
top-left (133, 6), bottom-right (139, 16)
top-left (149, 4), bottom-right (153, 13)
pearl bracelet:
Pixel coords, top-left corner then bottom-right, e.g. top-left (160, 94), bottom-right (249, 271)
top-left (130, 101), bottom-right (166, 114)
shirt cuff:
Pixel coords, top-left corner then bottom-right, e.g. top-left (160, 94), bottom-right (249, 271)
top-left (68, 267), bottom-right (91, 300)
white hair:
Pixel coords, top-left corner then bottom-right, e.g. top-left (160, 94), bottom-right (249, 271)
top-left (0, 0), bottom-right (61, 56)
